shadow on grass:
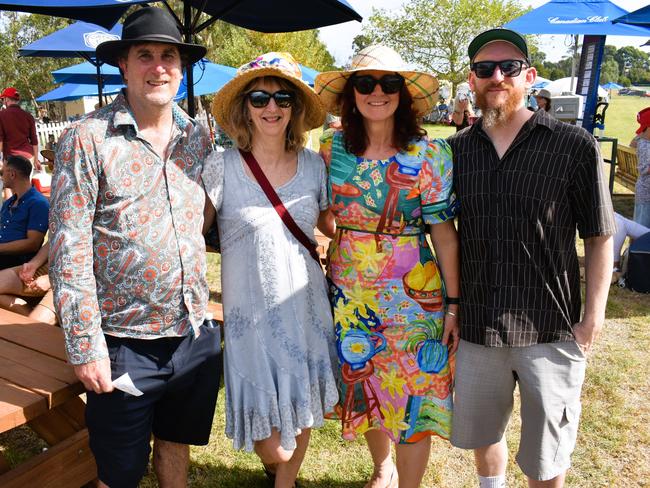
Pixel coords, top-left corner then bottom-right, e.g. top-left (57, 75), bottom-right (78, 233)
top-left (188, 461), bottom-right (366, 488)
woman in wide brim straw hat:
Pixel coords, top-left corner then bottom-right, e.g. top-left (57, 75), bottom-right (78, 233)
top-left (315, 44), bottom-right (460, 488)
top-left (202, 52), bottom-right (337, 488)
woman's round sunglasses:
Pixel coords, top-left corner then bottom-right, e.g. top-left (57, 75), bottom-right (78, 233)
top-left (246, 90), bottom-right (294, 108)
top-left (470, 60), bottom-right (528, 79)
top-left (350, 74), bottom-right (405, 95)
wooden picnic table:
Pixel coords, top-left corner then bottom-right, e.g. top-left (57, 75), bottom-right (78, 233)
top-left (0, 309), bottom-right (96, 487)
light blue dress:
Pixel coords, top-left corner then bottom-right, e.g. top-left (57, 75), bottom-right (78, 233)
top-left (202, 148), bottom-right (338, 451)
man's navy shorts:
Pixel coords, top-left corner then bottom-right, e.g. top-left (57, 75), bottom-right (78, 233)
top-left (86, 324), bottom-right (222, 488)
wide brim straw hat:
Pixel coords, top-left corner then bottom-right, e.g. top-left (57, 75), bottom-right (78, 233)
top-left (314, 44), bottom-right (439, 117)
top-left (96, 7), bottom-right (206, 67)
top-left (211, 52), bottom-right (325, 138)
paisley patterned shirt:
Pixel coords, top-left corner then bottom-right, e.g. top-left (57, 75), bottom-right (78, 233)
top-left (49, 92), bottom-right (211, 365)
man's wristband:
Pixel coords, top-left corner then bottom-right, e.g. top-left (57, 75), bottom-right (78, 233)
top-left (446, 296), bottom-right (460, 305)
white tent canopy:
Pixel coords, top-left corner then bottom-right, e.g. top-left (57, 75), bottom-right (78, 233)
top-left (544, 77), bottom-right (608, 98)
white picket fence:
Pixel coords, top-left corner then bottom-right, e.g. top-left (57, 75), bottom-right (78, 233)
top-left (36, 113), bottom-right (212, 151)
top-left (36, 122), bottom-right (69, 150)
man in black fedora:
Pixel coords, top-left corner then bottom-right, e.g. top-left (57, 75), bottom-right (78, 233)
top-left (49, 7), bottom-right (221, 487)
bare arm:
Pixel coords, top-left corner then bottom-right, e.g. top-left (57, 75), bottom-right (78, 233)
top-left (573, 235), bottom-right (613, 354)
top-left (32, 144), bottom-right (41, 171)
top-left (317, 208), bottom-right (336, 239)
top-left (451, 99), bottom-right (468, 126)
top-left (19, 241), bottom-right (50, 282)
top-left (429, 220), bottom-right (460, 353)
top-left (202, 191), bottom-right (216, 235)
top-left (0, 230), bottom-right (45, 254)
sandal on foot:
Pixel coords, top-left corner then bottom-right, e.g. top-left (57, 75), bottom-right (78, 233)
top-left (262, 462), bottom-right (276, 484)
top-left (364, 465), bottom-right (398, 488)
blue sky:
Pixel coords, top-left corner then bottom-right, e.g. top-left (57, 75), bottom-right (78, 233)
top-left (319, 0), bottom-right (649, 65)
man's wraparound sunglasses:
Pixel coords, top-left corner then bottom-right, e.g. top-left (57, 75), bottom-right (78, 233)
top-left (470, 60), bottom-right (528, 79)
top-left (247, 90), bottom-right (294, 108)
top-left (350, 74), bottom-right (405, 95)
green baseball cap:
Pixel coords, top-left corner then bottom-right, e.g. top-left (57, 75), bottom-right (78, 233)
top-left (468, 28), bottom-right (529, 62)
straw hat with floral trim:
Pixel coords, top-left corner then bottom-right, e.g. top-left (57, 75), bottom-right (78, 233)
top-left (211, 52), bottom-right (325, 138)
top-left (314, 44), bottom-right (438, 117)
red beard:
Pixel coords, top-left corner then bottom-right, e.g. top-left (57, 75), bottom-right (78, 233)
top-left (474, 82), bottom-right (525, 128)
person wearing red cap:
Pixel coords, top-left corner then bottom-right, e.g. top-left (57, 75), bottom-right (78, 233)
top-left (0, 87), bottom-right (40, 171)
top-left (631, 107), bottom-right (650, 227)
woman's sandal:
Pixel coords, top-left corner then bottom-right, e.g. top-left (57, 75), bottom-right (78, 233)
top-left (364, 465), bottom-right (398, 488)
top-left (262, 462), bottom-right (276, 484)
top-left (262, 463), bottom-right (302, 488)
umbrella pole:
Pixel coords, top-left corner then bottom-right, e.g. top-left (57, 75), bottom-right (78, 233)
top-left (184, 1), bottom-right (196, 117)
top-left (97, 63), bottom-right (104, 108)
top-left (569, 34), bottom-right (578, 93)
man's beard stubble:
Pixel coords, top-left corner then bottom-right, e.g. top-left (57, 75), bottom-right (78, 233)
top-left (474, 83), bottom-right (525, 129)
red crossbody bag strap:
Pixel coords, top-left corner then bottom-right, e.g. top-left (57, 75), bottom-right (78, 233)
top-left (239, 150), bottom-right (321, 264)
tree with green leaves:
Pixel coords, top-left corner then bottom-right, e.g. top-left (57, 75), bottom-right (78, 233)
top-left (0, 12), bottom-right (71, 115)
top-left (356, 0), bottom-right (528, 88)
top-left (202, 22), bottom-right (336, 71)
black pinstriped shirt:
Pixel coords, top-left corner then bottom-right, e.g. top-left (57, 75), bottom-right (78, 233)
top-left (448, 110), bottom-right (615, 347)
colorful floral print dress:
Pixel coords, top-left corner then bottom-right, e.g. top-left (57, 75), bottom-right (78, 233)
top-left (320, 131), bottom-right (457, 443)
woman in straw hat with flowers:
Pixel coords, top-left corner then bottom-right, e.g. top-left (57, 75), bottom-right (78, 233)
top-left (202, 52), bottom-right (338, 488)
top-left (315, 45), bottom-right (460, 488)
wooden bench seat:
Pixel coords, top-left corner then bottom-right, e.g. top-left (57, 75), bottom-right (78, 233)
top-left (615, 144), bottom-right (639, 191)
top-left (0, 309), bottom-right (96, 487)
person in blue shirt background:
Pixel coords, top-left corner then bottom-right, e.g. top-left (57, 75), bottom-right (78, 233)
top-left (0, 155), bottom-right (48, 269)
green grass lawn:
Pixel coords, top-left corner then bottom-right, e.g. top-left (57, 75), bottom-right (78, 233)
top-left (599, 93), bottom-right (649, 146)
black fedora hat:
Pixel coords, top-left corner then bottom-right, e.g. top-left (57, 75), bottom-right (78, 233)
top-left (96, 7), bottom-right (206, 67)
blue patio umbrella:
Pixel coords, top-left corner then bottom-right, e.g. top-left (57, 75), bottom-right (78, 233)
top-left (52, 59), bottom-right (236, 99)
top-left (503, 0), bottom-right (650, 36)
top-left (176, 59), bottom-right (237, 99)
top-left (53, 59), bottom-right (317, 95)
top-left (602, 81), bottom-right (624, 89)
top-left (52, 61), bottom-right (121, 86)
top-left (613, 4), bottom-right (650, 27)
top-left (164, 0), bottom-right (361, 113)
top-left (299, 64), bottom-right (319, 87)
top-left (36, 82), bottom-right (124, 102)
top-left (0, 0), bottom-right (150, 29)
top-left (20, 21), bottom-right (123, 105)
top-left (503, 0), bottom-right (650, 132)
top-left (13, 1), bottom-right (362, 115)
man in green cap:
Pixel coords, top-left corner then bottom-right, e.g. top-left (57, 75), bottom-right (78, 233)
top-left (448, 28), bottom-right (615, 488)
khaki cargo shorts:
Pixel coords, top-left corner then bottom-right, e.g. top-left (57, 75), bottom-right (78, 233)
top-left (451, 339), bottom-right (587, 481)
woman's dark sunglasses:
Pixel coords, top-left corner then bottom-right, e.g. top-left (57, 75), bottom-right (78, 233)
top-left (470, 60), bottom-right (528, 79)
top-left (247, 90), bottom-right (294, 108)
top-left (350, 74), bottom-right (405, 95)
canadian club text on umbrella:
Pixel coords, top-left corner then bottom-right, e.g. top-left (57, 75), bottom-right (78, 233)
top-left (503, 0), bottom-right (650, 133)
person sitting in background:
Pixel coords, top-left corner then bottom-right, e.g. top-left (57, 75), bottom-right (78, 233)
top-left (40, 149), bottom-right (55, 171)
top-left (613, 212), bottom-right (649, 272)
top-left (632, 107), bottom-right (650, 227)
top-left (46, 134), bottom-right (56, 151)
top-left (0, 155), bottom-right (48, 269)
top-left (0, 242), bottom-right (56, 325)
top-left (534, 88), bottom-right (552, 112)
